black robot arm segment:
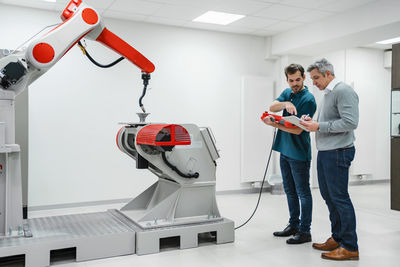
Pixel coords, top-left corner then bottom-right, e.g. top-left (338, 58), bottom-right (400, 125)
top-left (0, 61), bottom-right (27, 89)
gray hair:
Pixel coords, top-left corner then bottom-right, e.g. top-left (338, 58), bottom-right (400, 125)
top-left (307, 58), bottom-right (335, 76)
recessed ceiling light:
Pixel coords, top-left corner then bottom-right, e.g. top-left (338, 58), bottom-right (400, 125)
top-left (43, 0), bottom-right (56, 3)
top-left (193, 11), bottom-right (245, 26)
top-left (376, 37), bottom-right (400, 45)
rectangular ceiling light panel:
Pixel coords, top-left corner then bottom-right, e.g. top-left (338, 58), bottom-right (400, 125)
top-left (193, 11), bottom-right (245, 25)
top-left (377, 37), bottom-right (400, 45)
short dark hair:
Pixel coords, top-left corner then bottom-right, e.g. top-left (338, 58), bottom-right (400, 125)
top-left (284, 64), bottom-right (305, 79)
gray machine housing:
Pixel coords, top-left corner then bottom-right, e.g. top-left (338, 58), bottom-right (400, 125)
top-left (117, 123), bottom-right (222, 228)
top-left (115, 122), bottom-right (234, 255)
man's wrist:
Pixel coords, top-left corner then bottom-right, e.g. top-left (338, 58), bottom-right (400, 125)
top-left (318, 122), bottom-right (328, 132)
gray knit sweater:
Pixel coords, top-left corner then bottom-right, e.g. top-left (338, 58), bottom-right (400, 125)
top-left (316, 82), bottom-right (359, 151)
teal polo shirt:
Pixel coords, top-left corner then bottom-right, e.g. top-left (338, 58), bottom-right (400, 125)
top-left (272, 86), bottom-right (317, 162)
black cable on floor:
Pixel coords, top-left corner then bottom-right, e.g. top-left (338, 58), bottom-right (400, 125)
top-left (234, 128), bottom-right (277, 230)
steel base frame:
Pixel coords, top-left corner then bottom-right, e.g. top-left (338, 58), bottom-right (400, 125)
top-left (0, 209), bottom-right (234, 266)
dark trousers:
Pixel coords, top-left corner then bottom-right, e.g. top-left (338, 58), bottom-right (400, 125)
top-left (317, 146), bottom-right (358, 251)
top-left (280, 154), bottom-right (312, 234)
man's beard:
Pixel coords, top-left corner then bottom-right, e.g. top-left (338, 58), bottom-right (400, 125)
top-left (292, 83), bottom-right (303, 93)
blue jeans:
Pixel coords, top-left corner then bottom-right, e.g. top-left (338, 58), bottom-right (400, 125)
top-left (317, 147), bottom-right (358, 251)
top-left (280, 154), bottom-right (312, 234)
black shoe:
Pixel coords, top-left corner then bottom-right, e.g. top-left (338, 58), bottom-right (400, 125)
top-left (286, 232), bottom-right (312, 244)
top-left (273, 225), bottom-right (298, 237)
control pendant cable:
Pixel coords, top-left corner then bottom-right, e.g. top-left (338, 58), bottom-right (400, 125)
top-left (235, 128), bottom-right (277, 230)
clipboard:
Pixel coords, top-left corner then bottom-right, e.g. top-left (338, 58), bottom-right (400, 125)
top-left (283, 116), bottom-right (309, 132)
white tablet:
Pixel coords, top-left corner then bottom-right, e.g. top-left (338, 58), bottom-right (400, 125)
top-left (283, 116), bottom-right (309, 132)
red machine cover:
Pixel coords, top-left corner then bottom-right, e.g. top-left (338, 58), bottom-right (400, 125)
top-left (136, 124), bottom-right (191, 146)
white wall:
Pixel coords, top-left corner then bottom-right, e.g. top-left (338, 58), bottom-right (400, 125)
top-left (311, 48), bottom-right (391, 182)
top-left (344, 48), bottom-right (391, 181)
top-left (0, 4), bottom-right (275, 206)
top-left (273, 48), bottom-right (391, 186)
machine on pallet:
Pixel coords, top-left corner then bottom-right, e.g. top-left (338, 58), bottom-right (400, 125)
top-left (0, 0), bottom-right (233, 265)
top-left (116, 121), bottom-right (234, 254)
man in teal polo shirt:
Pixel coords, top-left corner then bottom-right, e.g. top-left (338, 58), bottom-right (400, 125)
top-left (263, 63), bottom-right (316, 244)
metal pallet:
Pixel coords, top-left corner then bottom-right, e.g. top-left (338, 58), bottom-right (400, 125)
top-left (0, 210), bottom-right (234, 266)
top-left (134, 217), bottom-right (235, 255)
top-left (0, 211), bottom-right (135, 266)
top-left (111, 209), bottom-right (234, 255)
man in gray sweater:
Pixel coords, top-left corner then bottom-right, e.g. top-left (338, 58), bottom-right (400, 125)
top-left (300, 58), bottom-right (359, 261)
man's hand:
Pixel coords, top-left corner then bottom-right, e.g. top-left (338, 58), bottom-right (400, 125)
top-left (300, 118), bottom-right (319, 132)
top-left (285, 102), bottom-right (297, 115)
top-left (263, 115), bottom-right (278, 127)
top-left (300, 114), bottom-right (311, 121)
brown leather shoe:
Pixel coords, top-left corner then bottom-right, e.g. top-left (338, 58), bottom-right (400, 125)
top-left (312, 237), bottom-right (339, 251)
top-left (321, 247), bottom-right (359, 261)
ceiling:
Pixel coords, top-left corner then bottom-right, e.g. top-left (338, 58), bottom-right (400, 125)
top-left (0, 0), bottom-right (381, 37)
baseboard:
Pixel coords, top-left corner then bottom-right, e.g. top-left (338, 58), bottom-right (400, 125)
top-left (349, 179), bottom-right (389, 186)
top-left (216, 187), bottom-right (272, 195)
top-left (29, 189), bottom-right (272, 212)
top-left (28, 198), bottom-right (132, 212)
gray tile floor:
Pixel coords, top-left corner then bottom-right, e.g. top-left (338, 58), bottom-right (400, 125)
top-left (28, 182), bottom-right (400, 267)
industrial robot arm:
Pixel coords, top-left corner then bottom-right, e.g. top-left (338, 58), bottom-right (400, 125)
top-left (0, 0), bottom-right (155, 109)
top-left (0, 0), bottom-right (156, 238)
